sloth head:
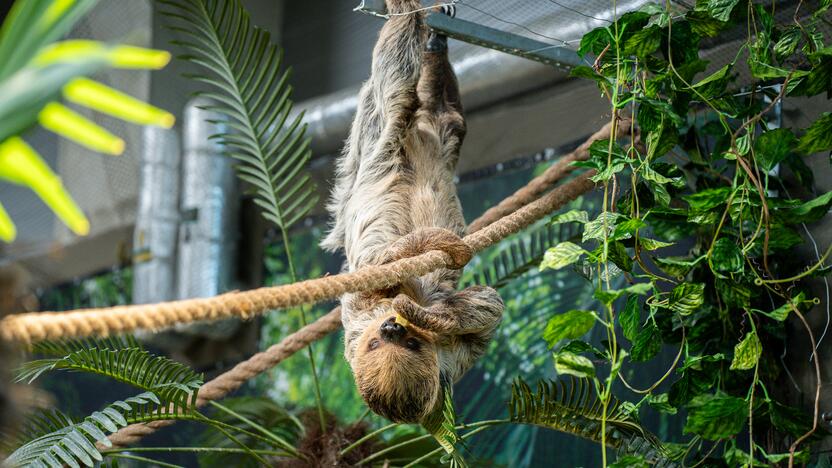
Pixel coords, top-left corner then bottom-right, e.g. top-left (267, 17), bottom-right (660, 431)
top-left (352, 314), bottom-right (441, 423)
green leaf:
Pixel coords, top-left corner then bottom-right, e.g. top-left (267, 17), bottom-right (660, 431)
top-left (652, 255), bottom-right (703, 278)
top-left (561, 340), bottom-right (607, 358)
top-left (624, 26), bottom-right (661, 58)
top-left (691, 64), bottom-right (732, 100)
top-left (711, 237), bottom-right (743, 273)
top-left (706, 0), bottom-right (740, 21)
top-left (630, 322), bottom-right (661, 362)
top-left (638, 237), bottom-right (673, 251)
top-left (729, 331), bottom-right (761, 370)
top-left (684, 187), bottom-right (732, 212)
top-left (608, 241), bottom-right (633, 272)
top-left (543, 310), bottom-right (596, 348)
top-left (755, 128), bottom-right (797, 171)
top-left (583, 211), bottom-right (623, 242)
top-left (540, 242), bottom-right (587, 271)
top-left (685, 10), bottom-right (727, 37)
top-left (774, 26), bottom-right (801, 60)
top-left (684, 393), bottom-right (747, 440)
top-left (620, 295), bottom-right (640, 341)
top-left (799, 112), bottom-right (832, 154)
top-left (549, 209), bottom-right (589, 225)
top-left (755, 292), bottom-right (806, 321)
top-left (667, 282), bottom-right (705, 315)
top-left (554, 351), bottom-right (596, 378)
top-left (612, 217), bottom-right (646, 240)
top-left (647, 393), bottom-right (678, 415)
top-left (783, 190), bottom-right (832, 223)
top-left (595, 282), bottom-right (652, 305)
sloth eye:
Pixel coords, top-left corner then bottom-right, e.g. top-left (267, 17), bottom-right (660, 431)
top-left (368, 339), bottom-right (380, 351)
top-left (405, 338), bottom-right (420, 351)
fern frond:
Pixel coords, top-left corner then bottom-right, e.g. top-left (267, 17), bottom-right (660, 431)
top-left (508, 378), bottom-right (678, 466)
top-left (16, 339), bottom-right (203, 407)
top-left (5, 392), bottom-right (161, 468)
top-left (462, 222), bottom-right (582, 289)
top-left (159, 0), bottom-right (316, 231)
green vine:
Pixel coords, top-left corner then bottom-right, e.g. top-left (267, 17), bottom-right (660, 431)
top-left (540, 0), bottom-right (832, 465)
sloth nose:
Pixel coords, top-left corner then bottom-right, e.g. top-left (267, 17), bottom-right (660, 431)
top-left (379, 317), bottom-right (405, 341)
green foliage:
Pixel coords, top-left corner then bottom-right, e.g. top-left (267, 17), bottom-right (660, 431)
top-left (508, 378), bottom-right (672, 464)
top-left (543, 309), bottom-right (596, 348)
top-left (16, 338), bottom-right (203, 407)
top-left (550, 0), bottom-right (832, 464)
top-left (5, 392), bottom-right (165, 467)
top-left (159, 0), bottom-right (316, 232)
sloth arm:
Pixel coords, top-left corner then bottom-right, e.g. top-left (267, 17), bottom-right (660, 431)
top-left (393, 287), bottom-right (504, 337)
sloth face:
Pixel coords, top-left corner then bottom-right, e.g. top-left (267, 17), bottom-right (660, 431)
top-left (352, 315), bottom-right (440, 422)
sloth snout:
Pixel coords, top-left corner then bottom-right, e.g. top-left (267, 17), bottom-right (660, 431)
top-left (379, 317), bottom-right (405, 342)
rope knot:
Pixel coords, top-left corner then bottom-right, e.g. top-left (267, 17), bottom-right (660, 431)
top-left (381, 227), bottom-right (472, 270)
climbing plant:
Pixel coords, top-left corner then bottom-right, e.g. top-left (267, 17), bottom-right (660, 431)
top-left (537, 0), bottom-right (832, 465)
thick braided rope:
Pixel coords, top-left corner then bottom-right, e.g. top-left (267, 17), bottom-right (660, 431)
top-left (103, 308), bottom-right (342, 448)
top-left (0, 172), bottom-right (596, 345)
top-left (102, 172), bottom-right (596, 449)
top-left (467, 118), bottom-right (629, 233)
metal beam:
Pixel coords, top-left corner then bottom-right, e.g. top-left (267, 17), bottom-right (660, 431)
top-left (355, 2), bottom-right (583, 70)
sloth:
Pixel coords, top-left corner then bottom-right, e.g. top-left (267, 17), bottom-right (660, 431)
top-left (321, 0), bottom-right (504, 423)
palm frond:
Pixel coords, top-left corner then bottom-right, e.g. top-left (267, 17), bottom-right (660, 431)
top-left (16, 338), bottom-right (203, 407)
top-left (5, 392), bottom-right (162, 468)
top-left (462, 222), bottom-right (582, 290)
top-left (421, 389), bottom-right (468, 467)
top-left (509, 378), bottom-right (677, 466)
top-left (159, 0), bottom-right (316, 231)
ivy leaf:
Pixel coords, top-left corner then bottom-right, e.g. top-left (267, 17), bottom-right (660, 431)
top-left (561, 340), bottom-right (606, 358)
top-left (754, 292), bottom-right (806, 321)
top-left (691, 64), bottom-right (732, 100)
top-left (583, 212), bottom-right (623, 242)
top-left (769, 399), bottom-right (814, 438)
top-left (684, 393), bottom-right (747, 440)
top-left (686, 9), bottom-right (727, 37)
top-left (774, 26), bottom-right (801, 61)
top-left (729, 331), bottom-right (762, 370)
top-left (608, 241), bottom-right (633, 272)
top-left (706, 0), bottom-right (740, 21)
top-left (684, 187), bottom-right (732, 212)
top-left (612, 217), bottom-right (646, 240)
top-left (711, 237), bottom-right (743, 273)
top-left (630, 322), bottom-right (661, 362)
top-left (667, 282), bottom-right (705, 315)
top-left (652, 255), bottom-right (704, 278)
top-left (620, 295), bottom-right (641, 341)
top-left (595, 282), bottom-right (652, 305)
top-left (549, 209), bottom-right (589, 225)
top-left (799, 112), bottom-right (832, 154)
top-left (540, 242), bottom-right (587, 271)
top-left (647, 393), bottom-right (678, 415)
top-left (624, 26), bottom-right (662, 58)
top-left (755, 128), bottom-right (797, 171)
top-left (715, 278), bottom-right (751, 309)
top-left (578, 26), bottom-right (612, 57)
top-left (543, 310), bottom-right (596, 348)
top-left (639, 237), bottom-right (673, 251)
top-left (783, 191), bottom-right (832, 223)
top-left (554, 351), bottom-right (595, 378)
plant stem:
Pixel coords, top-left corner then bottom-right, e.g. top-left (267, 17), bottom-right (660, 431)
top-left (208, 400), bottom-right (299, 456)
top-left (104, 447), bottom-right (292, 456)
top-left (280, 226), bottom-right (327, 432)
top-left (339, 422), bottom-right (399, 457)
top-left (106, 453), bottom-right (185, 468)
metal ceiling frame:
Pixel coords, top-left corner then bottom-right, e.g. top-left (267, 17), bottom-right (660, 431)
top-left (355, 0), bottom-right (583, 69)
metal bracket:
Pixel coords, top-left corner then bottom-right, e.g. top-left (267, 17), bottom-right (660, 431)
top-left (354, 1), bottom-right (583, 70)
